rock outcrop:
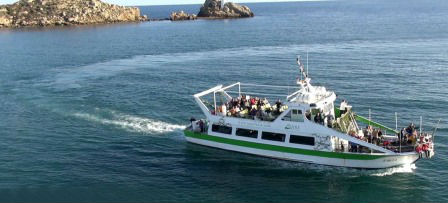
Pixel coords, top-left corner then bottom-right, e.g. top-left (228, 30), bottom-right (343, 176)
top-left (0, 0), bottom-right (148, 28)
top-left (198, 0), bottom-right (254, 18)
top-left (170, 11), bottom-right (197, 21)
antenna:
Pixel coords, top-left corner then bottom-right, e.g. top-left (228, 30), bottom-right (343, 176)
top-left (298, 55), bottom-right (302, 81)
top-left (306, 51), bottom-right (309, 77)
top-left (420, 116), bottom-right (423, 135)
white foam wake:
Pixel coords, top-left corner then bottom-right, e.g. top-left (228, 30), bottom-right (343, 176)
top-left (73, 112), bottom-right (185, 134)
top-left (370, 163), bottom-right (417, 177)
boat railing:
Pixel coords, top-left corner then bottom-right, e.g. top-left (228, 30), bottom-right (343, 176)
top-left (194, 82), bottom-right (299, 120)
top-left (333, 142), bottom-right (416, 154)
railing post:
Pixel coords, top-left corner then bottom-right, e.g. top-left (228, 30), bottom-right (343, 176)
top-left (213, 91), bottom-right (217, 113)
top-left (238, 82), bottom-right (241, 97)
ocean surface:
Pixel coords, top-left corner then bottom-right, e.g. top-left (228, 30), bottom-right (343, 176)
top-left (0, 0), bottom-right (447, 202)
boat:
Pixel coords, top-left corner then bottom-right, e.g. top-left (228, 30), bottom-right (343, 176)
top-left (184, 56), bottom-right (436, 169)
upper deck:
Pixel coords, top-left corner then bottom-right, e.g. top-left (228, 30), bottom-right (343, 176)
top-left (193, 81), bottom-right (336, 121)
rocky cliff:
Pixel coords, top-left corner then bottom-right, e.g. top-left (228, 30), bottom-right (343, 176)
top-left (0, 0), bottom-right (148, 28)
top-left (198, 0), bottom-right (254, 18)
top-left (170, 11), bottom-right (197, 21)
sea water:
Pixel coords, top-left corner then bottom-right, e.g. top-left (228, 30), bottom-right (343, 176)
top-left (0, 0), bottom-right (447, 202)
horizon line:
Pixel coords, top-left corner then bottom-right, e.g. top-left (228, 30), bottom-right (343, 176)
top-left (0, 0), bottom-right (329, 7)
top-left (125, 0), bottom-right (328, 7)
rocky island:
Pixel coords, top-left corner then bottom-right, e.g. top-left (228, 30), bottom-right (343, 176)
top-left (198, 0), bottom-right (254, 18)
top-left (170, 11), bottom-right (197, 21)
top-left (169, 0), bottom-right (254, 21)
top-left (0, 0), bottom-right (148, 28)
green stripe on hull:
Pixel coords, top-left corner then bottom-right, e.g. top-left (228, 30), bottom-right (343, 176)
top-left (184, 130), bottom-right (385, 160)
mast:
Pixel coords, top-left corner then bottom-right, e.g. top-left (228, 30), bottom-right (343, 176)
top-left (395, 112), bottom-right (398, 131)
top-left (368, 108), bottom-right (371, 126)
top-left (420, 116), bottom-right (423, 135)
top-left (306, 51), bottom-right (309, 77)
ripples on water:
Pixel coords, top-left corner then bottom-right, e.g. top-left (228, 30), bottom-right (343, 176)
top-left (0, 0), bottom-right (447, 202)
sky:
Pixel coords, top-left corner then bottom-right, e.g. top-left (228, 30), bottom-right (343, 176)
top-left (0, 0), bottom-right (312, 6)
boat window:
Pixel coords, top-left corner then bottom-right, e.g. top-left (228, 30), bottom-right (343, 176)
top-left (236, 128), bottom-right (258, 138)
top-left (282, 109), bottom-right (304, 122)
top-left (211, 124), bottom-right (232, 135)
top-left (262, 131), bottom-right (286, 142)
top-left (289, 135), bottom-right (315, 146)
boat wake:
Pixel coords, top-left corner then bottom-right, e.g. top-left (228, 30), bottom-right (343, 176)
top-left (73, 112), bottom-right (185, 134)
top-left (51, 38), bottom-right (448, 90)
top-left (370, 163), bottom-right (417, 176)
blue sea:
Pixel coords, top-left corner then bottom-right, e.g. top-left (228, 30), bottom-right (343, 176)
top-left (0, 0), bottom-right (447, 202)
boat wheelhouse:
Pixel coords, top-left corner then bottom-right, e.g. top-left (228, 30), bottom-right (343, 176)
top-left (184, 57), bottom-right (436, 169)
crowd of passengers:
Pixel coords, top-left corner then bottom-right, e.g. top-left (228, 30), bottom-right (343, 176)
top-left (347, 123), bottom-right (432, 154)
top-left (347, 126), bottom-right (385, 152)
top-left (210, 95), bottom-right (288, 121)
top-left (210, 94), bottom-right (337, 125)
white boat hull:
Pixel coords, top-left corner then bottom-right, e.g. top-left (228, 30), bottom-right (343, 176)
top-left (186, 136), bottom-right (419, 169)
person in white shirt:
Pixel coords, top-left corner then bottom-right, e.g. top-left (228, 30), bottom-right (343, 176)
top-left (340, 99), bottom-right (348, 114)
top-left (221, 104), bottom-right (227, 116)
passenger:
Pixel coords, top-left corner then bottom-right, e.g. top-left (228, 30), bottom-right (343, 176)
top-left (265, 104), bottom-right (272, 114)
top-left (305, 111), bottom-right (311, 120)
top-left (221, 104), bottom-right (227, 117)
top-left (256, 98), bottom-right (262, 110)
top-left (235, 104), bottom-right (241, 113)
top-left (377, 129), bottom-right (383, 142)
top-left (244, 99), bottom-right (250, 110)
top-left (250, 97), bottom-right (256, 106)
top-left (340, 99), bottom-right (348, 114)
top-left (229, 107), bottom-right (236, 117)
top-left (399, 127), bottom-right (406, 143)
top-left (407, 133), bottom-right (416, 145)
top-left (314, 112), bottom-right (323, 125)
top-left (366, 125), bottom-right (373, 140)
top-left (416, 144), bottom-right (423, 158)
top-left (249, 106), bottom-right (257, 118)
top-left (319, 110), bottom-right (325, 125)
top-left (256, 97), bottom-right (262, 106)
top-left (326, 114), bottom-right (334, 128)
top-left (314, 112), bottom-right (320, 123)
top-left (263, 98), bottom-right (269, 105)
top-left (349, 142), bottom-right (358, 152)
top-left (406, 123), bottom-right (415, 135)
top-left (275, 99), bottom-right (282, 114)
top-left (363, 126), bottom-right (369, 140)
top-left (240, 95), bottom-right (246, 107)
top-left (228, 98), bottom-right (235, 109)
top-left (190, 117), bottom-right (196, 129)
top-left (422, 143), bottom-right (430, 157)
top-left (198, 120), bottom-right (204, 132)
top-left (411, 131), bottom-right (418, 145)
top-left (372, 128), bottom-right (378, 144)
